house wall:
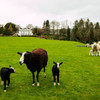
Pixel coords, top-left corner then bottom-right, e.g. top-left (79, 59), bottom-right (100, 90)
top-left (18, 28), bottom-right (33, 36)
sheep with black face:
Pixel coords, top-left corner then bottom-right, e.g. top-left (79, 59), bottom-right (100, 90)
top-left (0, 66), bottom-right (16, 92)
top-left (52, 61), bottom-right (63, 86)
top-left (17, 48), bottom-right (48, 86)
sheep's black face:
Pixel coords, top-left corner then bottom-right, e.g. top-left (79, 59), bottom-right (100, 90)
top-left (53, 61), bottom-right (63, 69)
top-left (18, 52), bottom-right (26, 65)
top-left (18, 52), bottom-right (31, 65)
top-left (9, 66), bottom-right (16, 73)
top-left (24, 52), bottom-right (31, 64)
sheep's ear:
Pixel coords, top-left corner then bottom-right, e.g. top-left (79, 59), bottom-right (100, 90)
top-left (17, 52), bottom-right (22, 55)
top-left (9, 66), bottom-right (11, 67)
top-left (26, 51), bottom-right (31, 56)
top-left (26, 51), bottom-right (31, 53)
top-left (60, 62), bottom-right (63, 65)
top-left (53, 61), bottom-right (56, 65)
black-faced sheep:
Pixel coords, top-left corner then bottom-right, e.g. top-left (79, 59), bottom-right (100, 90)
top-left (52, 61), bottom-right (63, 86)
top-left (0, 66), bottom-right (16, 92)
top-left (17, 48), bottom-right (48, 86)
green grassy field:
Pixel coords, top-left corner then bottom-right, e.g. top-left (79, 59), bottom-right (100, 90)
top-left (0, 37), bottom-right (100, 100)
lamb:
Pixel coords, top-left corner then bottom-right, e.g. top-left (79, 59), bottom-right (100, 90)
top-left (0, 66), bottom-right (16, 92)
top-left (17, 48), bottom-right (48, 86)
top-left (52, 61), bottom-right (63, 86)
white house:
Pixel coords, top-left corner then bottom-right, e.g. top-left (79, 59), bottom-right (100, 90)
top-left (26, 24), bottom-right (33, 29)
top-left (18, 28), bottom-right (33, 36)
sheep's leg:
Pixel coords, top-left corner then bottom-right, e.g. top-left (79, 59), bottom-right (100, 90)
top-left (96, 51), bottom-right (98, 56)
top-left (7, 77), bottom-right (10, 87)
top-left (99, 51), bottom-right (100, 56)
top-left (4, 80), bottom-right (7, 92)
top-left (44, 67), bottom-right (46, 78)
top-left (92, 51), bottom-right (94, 56)
top-left (89, 50), bottom-right (92, 56)
top-left (57, 75), bottom-right (60, 85)
top-left (36, 71), bottom-right (40, 86)
top-left (32, 73), bottom-right (35, 86)
top-left (1, 74), bottom-right (4, 85)
top-left (89, 51), bottom-right (91, 56)
top-left (53, 75), bottom-right (56, 86)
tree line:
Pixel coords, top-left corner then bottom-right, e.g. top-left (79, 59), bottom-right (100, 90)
top-left (33, 19), bottom-right (100, 43)
top-left (0, 18), bottom-right (100, 43)
top-left (0, 22), bottom-right (18, 36)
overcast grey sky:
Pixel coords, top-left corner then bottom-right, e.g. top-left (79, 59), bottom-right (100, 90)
top-left (0, 0), bottom-right (100, 27)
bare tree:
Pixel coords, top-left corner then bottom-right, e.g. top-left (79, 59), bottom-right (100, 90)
top-left (61, 20), bottom-right (68, 28)
top-left (51, 21), bottom-right (56, 35)
top-left (55, 21), bottom-right (60, 35)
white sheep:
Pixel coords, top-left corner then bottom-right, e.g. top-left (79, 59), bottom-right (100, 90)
top-left (89, 49), bottom-right (93, 56)
top-left (98, 41), bottom-right (100, 45)
top-left (96, 43), bottom-right (100, 56)
top-left (86, 43), bottom-right (90, 47)
top-left (89, 42), bottom-right (98, 56)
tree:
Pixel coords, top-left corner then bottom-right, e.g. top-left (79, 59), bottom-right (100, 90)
top-left (89, 22), bottom-right (94, 43)
top-left (8, 24), bottom-right (13, 32)
top-left (59, 28), bottom-right (67, 36)
top-left (0, 27), bottom-right (4, 34)
top-left (37, 28), bottom-right (42, 36)
top-left (3, 22), bottom-right (18, 35)
top-left (3, 28), bottom-right (11, 36)
top-left (5, 22), bottom-right (17, 31)
top-left (51, 21), bottom-right (56, 35)
top-left (71, 20), bottom-right (78, 41)
top-left (42, 20), bottom-right (50, 35)
top-left (33, 26), bottom-right (38, 36)
top-left (94, 22), bottom-right (100, 41)
top-left (67, 26), bottom-right (70, 40)
top-left (72, 26), bottom-right (78, 41)
top-left (55, 21), bottom-right (60, 35)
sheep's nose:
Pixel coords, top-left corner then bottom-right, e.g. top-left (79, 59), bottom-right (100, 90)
top-left (19, 61), bottom-right (22, 65)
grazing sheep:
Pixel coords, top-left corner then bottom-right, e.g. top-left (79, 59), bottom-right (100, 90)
top-left (0, 66), bottom-right (16, 92)
top-left (89, 49), bottom-right (93, 56)
top-left (52, 61), bottom-right (63, 86)
top-left (86, 43), bottom-right (90, 47)
top-left (17, 48), bottom-right (48, 86)
top-left (89, 42), bottom-right (98, 56)
top-left (98, 41), bottom-right (100, 45)
top-left (89, 42), bottom-right (100, 56)
top-left (97, 43), bottom-right (100, 56)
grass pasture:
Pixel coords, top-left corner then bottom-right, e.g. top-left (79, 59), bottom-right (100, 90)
top-left (0, 37), bottom-right (100, 100)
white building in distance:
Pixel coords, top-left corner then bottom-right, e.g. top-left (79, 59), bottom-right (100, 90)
top-left (26, 24), bottom-right (33, 29)
top-left (18, 28), bottom-right (33, 36)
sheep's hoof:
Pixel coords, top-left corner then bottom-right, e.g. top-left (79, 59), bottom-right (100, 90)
top-left (37, 82), bottom-right (40, 86)
top-left (4, 90), bottom-right (7, 92)
top-left (6, 85), bottom-right (8, 88)
top-left (54, 82), bottom-right (56, 86)
top-left (44, 73), bottom-right (46, 78)
top-left (32, 83), bottom-right (35, 86)
top-left (57, 83), bottom-right (60, 86)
